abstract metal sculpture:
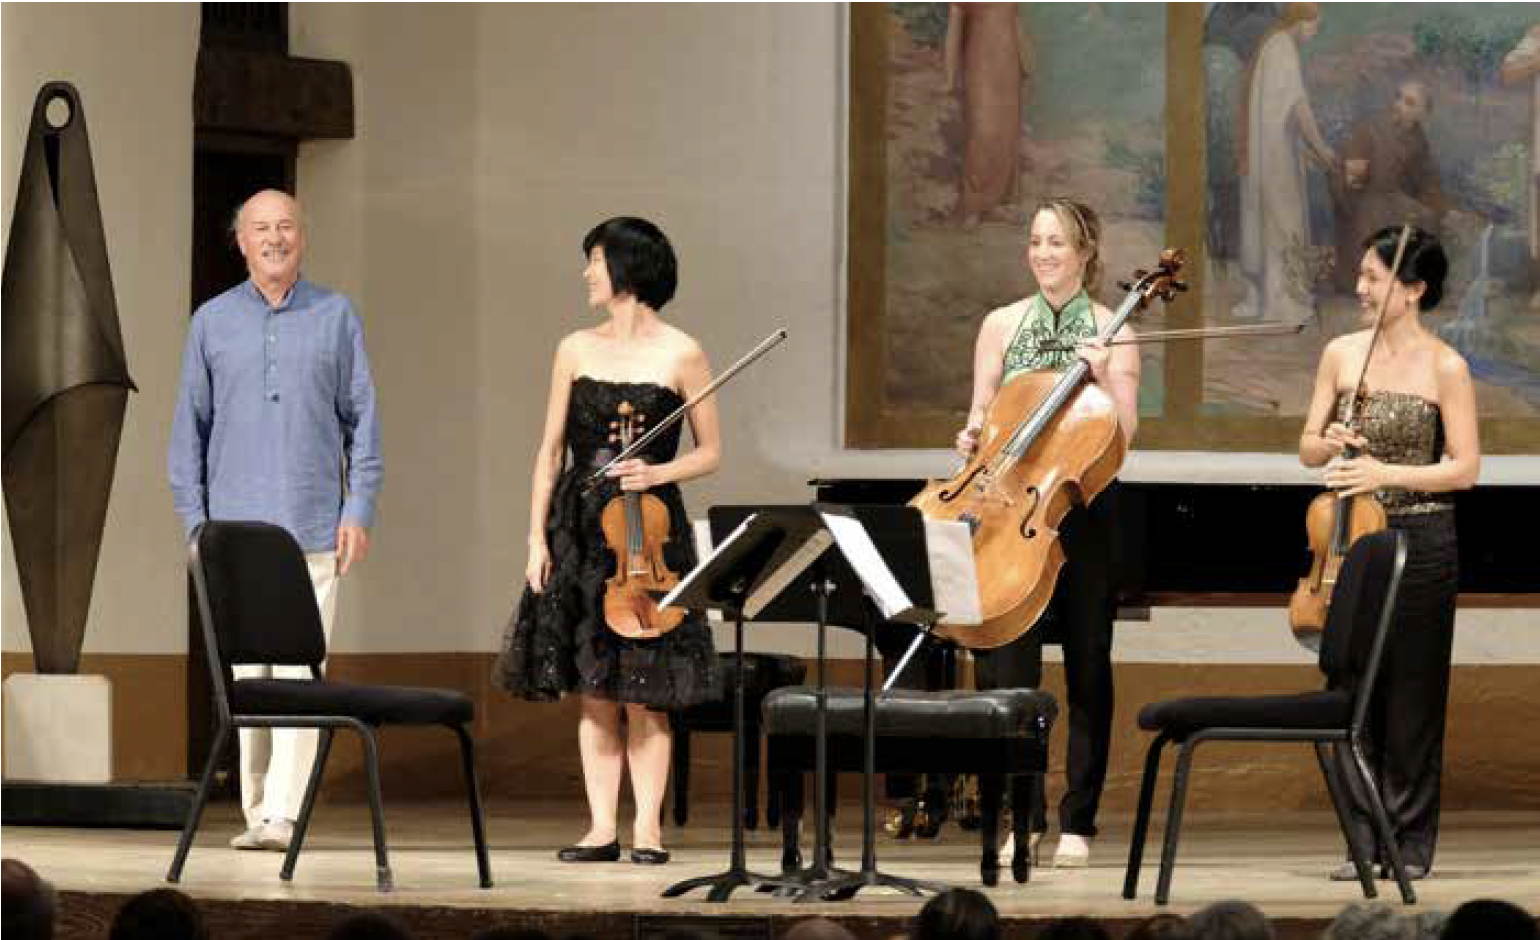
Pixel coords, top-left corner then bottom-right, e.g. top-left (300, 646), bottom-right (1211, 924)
top-left (3, 82), bottom-right (136, 674)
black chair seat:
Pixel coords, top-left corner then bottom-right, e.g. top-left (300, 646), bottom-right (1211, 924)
top-left (765, 687), bottom-right (1057, 740)
top-left (678, 653), bottom-right (806, 729)
top-left (1138, 688), bottom-right (1351, 737)
top-left (233, 679), bottom-right (474, 726)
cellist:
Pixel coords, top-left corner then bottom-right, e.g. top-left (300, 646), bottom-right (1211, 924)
top-left (1300, 226), bottom-right (1478, 882)
top-left (953, 198), bottom-right (1140, 868)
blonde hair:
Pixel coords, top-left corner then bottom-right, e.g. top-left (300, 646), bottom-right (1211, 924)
top-left (1033, 197), bottom-right (1102, 293)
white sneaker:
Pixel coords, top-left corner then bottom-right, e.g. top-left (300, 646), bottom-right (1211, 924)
top-left (230, 824), bottom-right (267, 850)
top-left (256, 818), bottom-right (294, 851)
top-left (1054, 833), bottom-right (1092, 868)
top-left (997, 831), bottom-right (1042, 865)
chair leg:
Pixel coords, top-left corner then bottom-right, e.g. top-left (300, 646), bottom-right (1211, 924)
top-left (1315, 741), bottom-right (1377, 899)
top-left (167, 724), bottom-right (231, 883)
top-left (780, 771), bottom-right (803, 874)
top-left (1349, 738), bottom-right (1417, 904)
top-left (281, 727), bottom-right (335, 882)
top-left (355, 723), bottom-right (394, 892)
top-left (1009, 774), bottom-right (1033, 883)
top-left (1153, 740), bottom-right (1198, 906)
top-left (766, 768), bottom-right (784, 830)
top-left (1123, 732), bottom-right (1169, 900)
top-left (454, 724), bottom-right (494, 889)
top-left (978, 773), bottom-right (1003, 887)
top-left (744, 720), bottom-right (761, 831)
top-left (672, 723), bottom-right (690, 827)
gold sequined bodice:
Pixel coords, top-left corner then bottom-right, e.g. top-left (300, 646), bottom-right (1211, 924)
top-left (1334, 389), bottom-right (1453, 516)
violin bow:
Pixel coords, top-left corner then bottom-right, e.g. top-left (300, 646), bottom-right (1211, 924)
top-left (1344, 222), bottom-right (1414, 427)
top-left (583, 328), bottom-right (788, 490)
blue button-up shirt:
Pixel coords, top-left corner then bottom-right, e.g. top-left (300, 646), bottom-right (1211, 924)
top-left (169, 279), bottom-right (382, 552)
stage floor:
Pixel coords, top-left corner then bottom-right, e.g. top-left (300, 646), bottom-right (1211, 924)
top-left (6, 801), bottom-right (1537, 935)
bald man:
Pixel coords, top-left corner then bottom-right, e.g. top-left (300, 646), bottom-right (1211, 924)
top-left (169, 190), bottom-right (382, 851)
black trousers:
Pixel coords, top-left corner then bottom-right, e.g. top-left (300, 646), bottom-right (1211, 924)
top-left (1335, 510), bottom-right (1458, 870)
top-left (973, 482), bottom-right (1120, 837)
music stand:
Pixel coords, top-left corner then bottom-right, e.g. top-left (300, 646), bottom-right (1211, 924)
top-left (656, 508), bottom-right (827, 902)
top-left (695, 504), bottom-right (972, 901)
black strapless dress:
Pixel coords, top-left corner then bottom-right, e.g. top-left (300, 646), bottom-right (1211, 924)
top-left (495, 377), bottom-right (720, 708)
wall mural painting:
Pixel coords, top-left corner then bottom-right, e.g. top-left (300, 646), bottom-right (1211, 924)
top-left (848, 3), bottom-right (1539, 453)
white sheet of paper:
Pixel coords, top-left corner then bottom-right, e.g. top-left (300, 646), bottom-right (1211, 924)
top-left (924, 518), bottom-right (981, 625)
top-left (817, 509), bottom-right (913, 620)
top-left (689, 519), bottom-right (722, 621)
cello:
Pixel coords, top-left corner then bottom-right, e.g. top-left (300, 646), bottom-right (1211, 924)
top-left (1287, 225), bottom-right (1412, 650)
top-left (912, 251), bottom-right (1186, 649)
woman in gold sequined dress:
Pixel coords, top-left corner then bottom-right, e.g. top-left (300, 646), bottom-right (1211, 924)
top-left (1299, 226), bottom-right (1480, 882)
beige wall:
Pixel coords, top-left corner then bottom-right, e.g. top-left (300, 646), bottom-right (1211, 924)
top-left (1, 3), bottom-right (198, 657)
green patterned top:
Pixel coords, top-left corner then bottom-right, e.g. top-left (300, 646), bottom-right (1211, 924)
top-left (1001, 290), bottom-right (1098, 382)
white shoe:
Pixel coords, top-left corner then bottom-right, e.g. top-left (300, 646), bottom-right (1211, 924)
top-left (256, 818), bottom-right (294, 851)
top-left (230, 824), bottom-right (267, 850)
top-left (1054, 833), bottom-right (1092, 868)
top-left (997, 831), bottom-right (1042, 865)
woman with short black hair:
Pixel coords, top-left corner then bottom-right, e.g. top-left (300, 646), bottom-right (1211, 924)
top-left (497, 217), bottom-right (721, 865)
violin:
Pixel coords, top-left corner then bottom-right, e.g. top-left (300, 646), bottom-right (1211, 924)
top-left (1287, 224), bottom-right (1412, 650)
top-left (912, 251), bottom-right (1187, 649)
top-left (600, 402), bottom-right (684, 640)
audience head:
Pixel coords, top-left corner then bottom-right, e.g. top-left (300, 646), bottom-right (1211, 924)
top-left (1323, 903), bottom-right (1406, 940)
top-left (469, 930), bottom-right (553, 940)
top-left (1441, 899), bottom-right (1537, 940)
top-left (1035, 916), bottom-right (1112, 940)
top-left (912, 887), bottom-right (999, 940)
top-left (782, 917), bottom-right (858, 940)
top-left (2, 859), bottom-right (56, 940)
top-left (108, 888), bottom-right (208, 940)
top-left (325, 909), bottom-right (415, 940)
top-left (1188, 900), bottom-right (1273, 940)
top-left (1127, 913), bottom-right (1193, 940)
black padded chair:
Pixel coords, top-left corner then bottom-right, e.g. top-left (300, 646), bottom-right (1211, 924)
top-left (669, 651), bottom-right (806, 830)
top-left (766, 686), bottom-right (1056, 886)
top-left (166, 521), bottom-right (492, 892)
top-left (1122, 529), bottom-right (1412, 906)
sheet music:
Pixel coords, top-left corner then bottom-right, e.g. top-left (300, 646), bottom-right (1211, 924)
top-left (924, 518), bottom-right (981, 626)
top-left (658, 514), bottom-right (758, 612)
top-left (744, 529), bottom-right (834, 619)
top-left (690, 519), bottom-right (722, 621)
top-left (818, 509), bottom-right (913, 620)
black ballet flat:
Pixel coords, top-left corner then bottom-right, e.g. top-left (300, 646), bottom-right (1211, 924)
top-left (630, 847), bottom-right (670, 865)
top-left (557, 841), bottom-right (620, 863)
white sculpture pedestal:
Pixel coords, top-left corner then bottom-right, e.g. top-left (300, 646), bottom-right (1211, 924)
top-left (3, 673), bottom-right (112, 782)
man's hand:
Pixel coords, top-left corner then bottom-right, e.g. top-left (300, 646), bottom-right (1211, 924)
top-left (337, 523), bottom-right (370, 576)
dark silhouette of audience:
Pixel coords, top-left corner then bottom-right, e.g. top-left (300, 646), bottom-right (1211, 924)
top-left (912, 887), bottom-right (999, 940)
top-left (108, 887), bottom-right (209, 940)
top-left (1188, 900), bottom-right (1273, 940)
top-left (325, 910), bottom-right (417, 940)
top-left (2, 858), bottom-right (56, 940)
top-left (1441, 899), bottom-right (1538, 940)
top-left (1127, 913), bottom-right (1194, 940)
top-left (1035, 915), bottom-right (1112, 940)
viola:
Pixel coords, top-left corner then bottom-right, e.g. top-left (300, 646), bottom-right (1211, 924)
top-left (912, 251), bottom-right (1186, 649)
top-left (1287, 224), bottom-right (1412, 650)
top-left (599, 402), bottom-right (684, 640)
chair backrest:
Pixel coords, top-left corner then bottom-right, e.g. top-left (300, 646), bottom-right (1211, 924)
top-left (189, 521), bottom-right (329, 677)
top-left (1317, 528), bottom-right (1407, 716)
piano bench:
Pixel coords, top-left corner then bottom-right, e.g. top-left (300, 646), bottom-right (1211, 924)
top-left (765, 686), bottom-right (1057, 886)
top-left (668, 652), bottom-right (807, 830)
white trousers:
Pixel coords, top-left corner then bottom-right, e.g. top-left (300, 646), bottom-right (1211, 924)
top-left (235, 551), bottom-right (339, 827)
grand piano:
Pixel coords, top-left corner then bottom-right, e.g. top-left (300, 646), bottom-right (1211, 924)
top-left (812, 479), bottom-right (1538, 613)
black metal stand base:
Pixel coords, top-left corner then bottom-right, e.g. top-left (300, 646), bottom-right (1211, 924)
top-left (663, 867), bottom-right (801, 903)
